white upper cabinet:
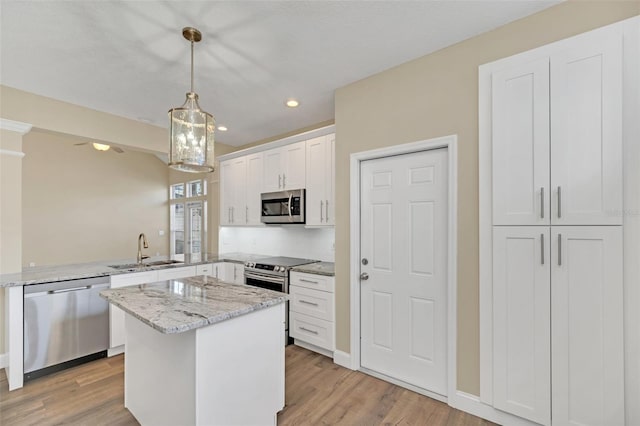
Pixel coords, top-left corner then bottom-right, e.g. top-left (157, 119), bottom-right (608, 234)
top-left (220, 153), bottom-right (263, 226)
top-left (492, 58), bottom-right (550, 225)
top-left (305, 134), bottom-right (335, 226)
top-left (245, 152), bottom-right (263, 225)
top-left (263, 141), bottom-right (306, 192)
top-left (220, 156), bottom-right (247, 225)
top-left (492, 28), bottom-right (622, 227)
top-left (550, 31), bottom-right (623, 225)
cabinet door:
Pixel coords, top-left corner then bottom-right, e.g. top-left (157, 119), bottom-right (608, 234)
top-left (156, 266), bottom-right (196, 281)
top-left (246, 153), bottom-right (263, 225)
top-left (263, 148), bottom-right (283, 192)
top-left (219, 160), bottom-right (233, 226)
top-left (234, 264), bottom-right (245, 285)
top-left (283, 141), bottom-right (306, 190)
top-left (492, 58), bottom-right (550, 225)
top-left (492, 227), bottom-right (551, 425)
top-left (230, 156), bottom-right (247, 225)
top-left (550, 28), bottom-right (622, 225)
top-left (110, 271), bottom-right (158, 350)
top-left (305, 136), bottom-right (328, 225)
top-left (551, 226), bottom-right (624, 426)
top-left (327, 133), bottom-right (335, 225)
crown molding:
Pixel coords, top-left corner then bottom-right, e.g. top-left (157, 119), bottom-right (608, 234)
top-left (0, 118), bottom-right (33, 135)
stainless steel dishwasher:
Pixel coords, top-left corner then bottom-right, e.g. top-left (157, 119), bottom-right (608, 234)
top-left (23, 276), bottom-right (110, 381)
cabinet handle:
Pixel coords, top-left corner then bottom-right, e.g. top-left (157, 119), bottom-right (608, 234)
top-left (557, 186), bottom-right (562, 218)
top-left (215, 266), bottom-right (218, 279)
top-left (558, 233), bottom-right (562, 266)
top-left (283, 173), bottom-right (286, 188)
top-left (299, 326), bottom-right (318, 335)
top-left (320, 200), bottom-right (324, 222)
top-left (232, 207), bottom-right (235, 223)
top-left (234, 266), bottom-right (237, 281)
top-left (326, 200), bottom-right (329, 222)
top-left (228, 207), bottom-right (231, 223)
top-left (299, 300), bottom-right (319, 307)
top-left (300, 279), bottom-right (318, 284)
top-left (278, 174), bottom-right (282, 189)
top-left (540, 187), bottom-right (544, 219)
top-left (541, 233), bottom-right (544, 265)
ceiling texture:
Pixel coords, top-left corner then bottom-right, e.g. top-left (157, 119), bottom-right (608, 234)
top-left (0, 1), bottom-right (559, 148)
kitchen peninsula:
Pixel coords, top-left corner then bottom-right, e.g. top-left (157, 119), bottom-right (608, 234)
top-left (100, 275), bottom-right (287, 426)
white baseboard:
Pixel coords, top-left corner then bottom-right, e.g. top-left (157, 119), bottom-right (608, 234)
top-left (0, 352), bottom-right (7, 369)
top-left (332, 349), bottom-right (354, 370)
top-left (293, 340), bottom-right (333, 359)
top-left (449, 391), bottom-right (540, 426)
top-left (108, 346), bottom-right (124, 357)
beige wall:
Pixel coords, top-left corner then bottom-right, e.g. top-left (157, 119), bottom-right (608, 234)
top-left (334, 1), bottom-right (640, 395)
top-left (22, 131), bottom-right (170, 266)
top-left (0, 129), bottom-right (25, 354)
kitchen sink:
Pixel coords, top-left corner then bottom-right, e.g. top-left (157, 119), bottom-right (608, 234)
top-left (109, 260), bottom-right (184, 270)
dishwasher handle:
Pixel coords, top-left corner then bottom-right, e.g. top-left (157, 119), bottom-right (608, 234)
top-left (50, 285), bottom-right (91, 294)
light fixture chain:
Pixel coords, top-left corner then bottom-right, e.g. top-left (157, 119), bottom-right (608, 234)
top-left (190, 39), bottom-right (195, 93)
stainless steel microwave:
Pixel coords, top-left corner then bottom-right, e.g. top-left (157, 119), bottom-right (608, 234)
top-left (261, 189), bottom-right (305, 224)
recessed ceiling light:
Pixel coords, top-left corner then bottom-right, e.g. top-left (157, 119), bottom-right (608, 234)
top-left (92, 142), bottom-right (111, 151)
top-left (217, 126), bottom-right (228, 132)
top-left (285, 99), bottom-right (299, 108)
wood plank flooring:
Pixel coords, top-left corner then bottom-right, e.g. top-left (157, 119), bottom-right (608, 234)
top-left (0, 345), bottom-right (497, 425)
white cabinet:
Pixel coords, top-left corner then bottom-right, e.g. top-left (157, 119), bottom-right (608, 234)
top-left (222, 263), bottom-right (244, 284)
top-left (487, 24), bottom-right (626, 426)
top-left (109, 270), bottom-right (159, 352)
top-left (220, 157), bottom-right (247, 226)
top-left (492, 30), bottom-right (622, 226)
top-left (245, 153), bottom-right (264, 225)
top-left (551, 227), bottom-right (624, 426)
top-left (196, 263), bottom-right (213, 276)
top-left (492, 227), bottom-right (551, 424)
top-left (263, 141), bottom-right (306, 192)
top-left (157, 266), bottom-right (196, 281)
top-left (305, 134), bottom-right (335, 226)
top-left (289, 271), bottom-right (335, 354)
top-left (220, 153), bottom-right (263, 226)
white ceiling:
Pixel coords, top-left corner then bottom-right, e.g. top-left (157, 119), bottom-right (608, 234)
top-left (0, 1), bottom-right (559, 147)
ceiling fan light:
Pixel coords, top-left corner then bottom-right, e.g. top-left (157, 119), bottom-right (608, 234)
top-left (92, 142), bottom-right (110, 151)
top-left (168, 27), bottom-right (215, 173)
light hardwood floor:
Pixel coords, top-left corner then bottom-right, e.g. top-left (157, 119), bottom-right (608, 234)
top-left (1, 345), bottom-right (496, 425)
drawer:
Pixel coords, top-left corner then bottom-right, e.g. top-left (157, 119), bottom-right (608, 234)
top-left (196, 263), bottom-right (213, 276)
top-left (290, 312), bottom-right (334, 351)
top-left (290, 271), bottom-right (334, 292)
top-left (111, 270), bottom-right (159, 288)
top-left (289, 285), bottom-right (334, 321)
top-left (157, 266), bottom-right (196, 280)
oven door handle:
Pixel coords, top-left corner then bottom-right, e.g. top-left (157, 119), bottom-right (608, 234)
top-left (245, 272), bottom-right (285, 285)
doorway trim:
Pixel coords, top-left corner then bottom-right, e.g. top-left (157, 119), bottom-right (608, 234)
top-left (348, 134), bottom-right (458, 401)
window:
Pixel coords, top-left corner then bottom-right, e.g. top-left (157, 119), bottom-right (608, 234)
top-left (170, 179), bottom-right (207, 260)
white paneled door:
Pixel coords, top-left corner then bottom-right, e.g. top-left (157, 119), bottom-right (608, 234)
top-left (360, 148), bottom-right (448, 395)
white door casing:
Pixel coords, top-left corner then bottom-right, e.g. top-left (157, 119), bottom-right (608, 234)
top-left (551, 226), bottom-right (624, 426)
top-left (360, 148), bottom-right (448, 396)
top-left (492, 227), bottom-right (551, 425)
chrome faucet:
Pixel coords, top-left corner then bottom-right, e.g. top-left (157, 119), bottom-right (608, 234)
top-left (137, 233), bottom-right (149, 264)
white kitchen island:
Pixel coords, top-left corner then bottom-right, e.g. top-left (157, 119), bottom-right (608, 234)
top-left (100, 276), bottom-right (286, 426)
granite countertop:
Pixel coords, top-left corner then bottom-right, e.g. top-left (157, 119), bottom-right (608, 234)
top-left (291, 261), bottom-right (335, 276)
top-left (99, 276), bottom-right (287, 334)
top-left (0, 252), bottom-right (268, 288)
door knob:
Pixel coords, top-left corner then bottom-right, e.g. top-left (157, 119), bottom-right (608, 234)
top-left (360, 272), bottom-right (369, 281)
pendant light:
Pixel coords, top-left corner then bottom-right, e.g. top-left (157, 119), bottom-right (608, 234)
top-left (168, 27), bottom-right (215, 173)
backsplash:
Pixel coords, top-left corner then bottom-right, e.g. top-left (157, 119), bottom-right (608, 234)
top-left (218, 226), bottom-right (335, 262)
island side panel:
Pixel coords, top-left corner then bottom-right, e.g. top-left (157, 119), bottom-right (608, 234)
top-left (124, 314), bottom-right (196, 426)
top-left (195, 303), bottom-right (286, 426)
top-left (5, 286), bottom-right (23, 390)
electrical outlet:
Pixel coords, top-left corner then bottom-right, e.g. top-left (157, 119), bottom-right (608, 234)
top-left (29, 262), bottom-right (36, 267)
top-left (158, 230), bottom-right (165, 236)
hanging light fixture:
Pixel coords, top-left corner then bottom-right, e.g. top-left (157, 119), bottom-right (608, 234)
top-left (168, 27), bottom-right (215, 173)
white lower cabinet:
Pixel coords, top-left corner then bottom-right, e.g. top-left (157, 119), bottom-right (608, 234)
top-left (289, 271), bottom-right (335, 354)
top-left (492, 226), bottom-right (623, 426)
top-left (109, 270), bottom-right (159, 351)
top-left (157, 266), bottom-right (196, 281)
top-left (222, 263), bottom-right (244, 284)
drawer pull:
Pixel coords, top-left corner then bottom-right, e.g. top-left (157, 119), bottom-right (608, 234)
top-left (299, 279), bottom-right (318, 284)
top-left (299, 300), bottom-right (319, 307)
top-left (299, 326), bottom-right (318, 335)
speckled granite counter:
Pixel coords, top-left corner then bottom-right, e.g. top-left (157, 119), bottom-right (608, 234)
top-left (291, 261), bottom-right (335, 276)
top-left (0, 252), bottom-right (269, 288)
top-left (100, 276), bottom-right (287, 334)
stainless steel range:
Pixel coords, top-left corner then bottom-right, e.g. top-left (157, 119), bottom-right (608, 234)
top-left (244, 256), bottom-right (318, 343)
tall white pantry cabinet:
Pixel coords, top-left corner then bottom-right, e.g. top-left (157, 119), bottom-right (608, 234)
top-left (480, 18), bottom-right (639, 426)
